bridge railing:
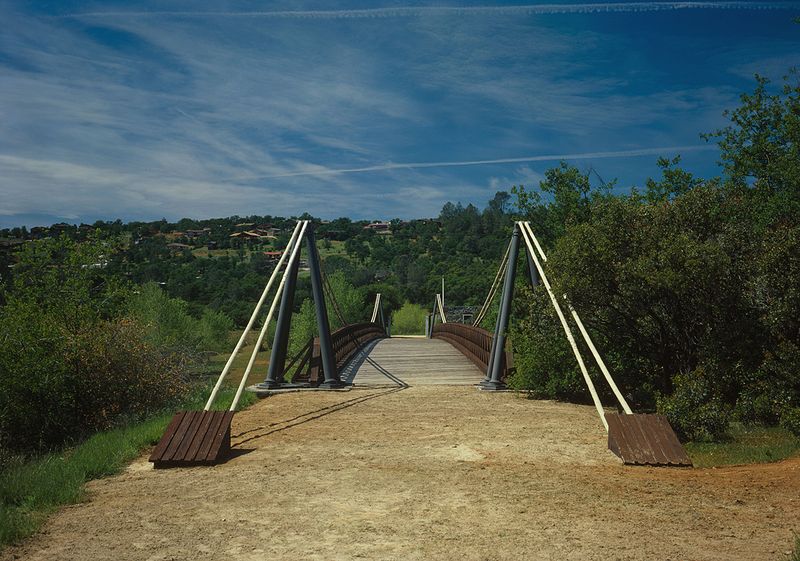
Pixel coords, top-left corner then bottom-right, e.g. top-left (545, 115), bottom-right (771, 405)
top-left (292, 322), bottom-right (386, 384)
top-left (432, 322), bottom-right (513, 381)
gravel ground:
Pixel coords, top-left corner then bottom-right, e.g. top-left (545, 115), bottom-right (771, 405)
top-left (4, 386), bottom-right (799, 561)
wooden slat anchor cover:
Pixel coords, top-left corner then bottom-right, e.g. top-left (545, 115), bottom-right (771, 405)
top-left (606, 413), bottom-right (692, 467)
top-left (149, 410), bottom-right (235, 468)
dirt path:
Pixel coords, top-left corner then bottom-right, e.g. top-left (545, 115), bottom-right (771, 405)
top-left (4, 386), bottom-right (799, 560)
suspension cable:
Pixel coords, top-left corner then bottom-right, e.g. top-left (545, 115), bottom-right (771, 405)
top-left (521, 222), bottom-right (632, 415)
top-left (320, 263), bottom-right (348, 328)
top-left (474, 239), bottom-right (511, 327)
top-left (436, 293), bottom-right (447, 323)
top-left (370, 293), bottom-right (382, 324)
top-left (518, 222), bottom-right (608, 431)
top-left (204, 220), bottom-right (303, 410)
top-left (228, 220), bottom-right (309, 411)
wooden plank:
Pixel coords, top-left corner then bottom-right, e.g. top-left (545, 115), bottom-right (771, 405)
top-left (184, 410), bottom-right (216, 462)
top-left (652, 415), bottom-right (693, 466)
top-left (196, 410), bottom-right (227, 461)
top-left (161, 411), bottom-right (197, 462)
top-left (149, 411), bottom-right (186, 463)
top-left (203, 411), bottom-right (235, 463)
top-left (615, 413), bottom-right (646, 464)
top-left (645, 415), bottom-right (673, 465)
top-left (605, 412), bottom-right (623, 459)
top-left (348, 338), bottom-right (484, 386)
top-left (629, 414), bottom-right (659, 465)
top-left (172, 409), bottom-right (206, 461)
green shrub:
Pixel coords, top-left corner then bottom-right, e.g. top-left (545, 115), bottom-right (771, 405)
top-left (657, 366), bottom-right (732, 441)
top-left (781, 408), bottom-right (800, 438)
top-left (508, 289), bottom-right (585, 399)
top-left (197, 308), bottom-right (235, 352)
top-left (0, 310), bottom-right (187, 454)
top-left (0, 238), bottom-right (191, 456)
top-left (392, 302), bottom-right (427, 335)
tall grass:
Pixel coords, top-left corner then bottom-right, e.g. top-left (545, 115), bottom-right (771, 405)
top-left (0, 385), bottom-right (255, 549)
top-left (685, 424), bottom-right (800, 468)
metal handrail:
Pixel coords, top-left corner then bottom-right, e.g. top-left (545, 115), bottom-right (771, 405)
top-left (300, 322), bottom-right (386, 384)
top-left (432, 322), bottom-right (513, 380)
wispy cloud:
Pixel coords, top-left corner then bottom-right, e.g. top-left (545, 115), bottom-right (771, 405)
top-left (226, 145), bottom-right (716, 181)
top-left (57, 3), bottom-right (800, 20)
top-left (1, 1), bottom-right (797, 227)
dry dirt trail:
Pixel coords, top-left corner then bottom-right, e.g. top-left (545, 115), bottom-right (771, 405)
top-left (4, 385), bottom-right (799, 561)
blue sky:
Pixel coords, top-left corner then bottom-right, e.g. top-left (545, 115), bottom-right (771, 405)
top-left (1, 1), bottom-right (798, 227)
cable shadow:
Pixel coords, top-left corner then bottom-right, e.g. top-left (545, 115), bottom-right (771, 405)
top-left (361, 356), bottom-right (408, 387)
top-left (232, 388), bottom-right (393, 439)
top-left (339, 338), bottom-right (381, 384)
top-left (231, 386), bottom-right (407, 447)
top-left (341, 338), bottom-right (409, 387)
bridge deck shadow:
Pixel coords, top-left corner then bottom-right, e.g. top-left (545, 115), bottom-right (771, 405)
top-left (345, 337), bottom-right (484, 387)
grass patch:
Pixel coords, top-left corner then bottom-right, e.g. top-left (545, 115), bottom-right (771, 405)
top-left (317, 239), bottom-right (347, 259)
top-left (788, 533), bottom-right (800, 561)
top-left (686, 424), bottom-right (800, 468)
top-left (0, 385), bottom-right (256, 550)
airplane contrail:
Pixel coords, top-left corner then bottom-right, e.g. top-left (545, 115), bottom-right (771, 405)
top-left (227, 145), bottom-right (717, 181)
top-left (57, 2), bottom-right (798, 19)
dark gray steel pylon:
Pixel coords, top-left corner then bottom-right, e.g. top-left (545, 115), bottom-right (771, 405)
top-left (261, 247), bottom-right (300, 388)
top-left (482, 223), bottom-right (522, 390)
top-left (257, 222), bottom-right (342, 390)
top-left (306, 225), bottom-right (342, 388)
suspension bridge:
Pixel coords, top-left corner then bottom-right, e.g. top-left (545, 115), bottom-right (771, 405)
top-left (149, 220), bottom-right (691, 469)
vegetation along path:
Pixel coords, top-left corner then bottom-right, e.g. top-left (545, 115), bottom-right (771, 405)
top-left (3, 386), bottom-right (798, 561)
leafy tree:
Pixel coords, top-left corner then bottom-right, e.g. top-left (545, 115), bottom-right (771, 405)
top-left (0, 237), bottom-right (188, 455)
top-left (703, 72), bottom-right (800, 196)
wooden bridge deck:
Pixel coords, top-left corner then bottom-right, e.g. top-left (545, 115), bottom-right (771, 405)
top-left (340, 336), bottom-right (485, 386)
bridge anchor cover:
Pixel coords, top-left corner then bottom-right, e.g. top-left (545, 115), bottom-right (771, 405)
top-left (149, 410), bottom-right (234, 468)
top-left (606, 413), bottom-right (692, 466)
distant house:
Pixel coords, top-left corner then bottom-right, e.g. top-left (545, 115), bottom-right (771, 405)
top-left (230, 230), bottom-right (276, 243)
top-left (166, 242), bottom-right (192, 251)
top-left (229, 231), bottom-right (263, 241)
top-left (50, 223), bottom-right (72, 235)
top-left (251, 229), bottom-right (278, 239)
top-left (445, 306), bottom-right (477, 325)
top-left (0, 238), bottom-right (25, 252)
top-left (29, 226), bottom-right (48, 239)
top-left (185, 228), bottom-right (211, 239)
top-left (263, 251), bottom-right (283, 260)
top-left (363, 221), bottom-right (390, 231)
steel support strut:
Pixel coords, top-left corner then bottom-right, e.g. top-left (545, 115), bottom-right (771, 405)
top-left (482, 275), bottom-right (504, 383)
top-left (261, 248), bottom-right (300, 388)
top-left (306, 225), bottom-right (342, 388)
top-left (526, 248), bottom-right (540, 287)
top-left (482, 223), bottom-right (521, 390)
